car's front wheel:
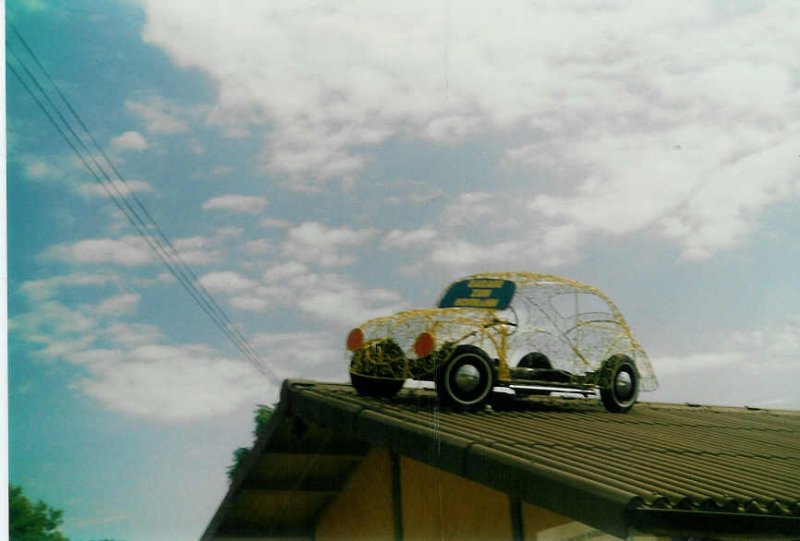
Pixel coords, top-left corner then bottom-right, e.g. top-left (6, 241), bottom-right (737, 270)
top-left (350, 372), bottom-right (405, 398)
top-left (599, 356), bottom-right (639, 413)
top-left (435, 346), bottom-right (494, 411)
top-left (349, 338), bottom-right (406, 398)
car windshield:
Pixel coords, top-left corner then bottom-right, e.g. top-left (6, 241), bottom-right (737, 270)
top-left (438, 278), bottom-right (516, 309)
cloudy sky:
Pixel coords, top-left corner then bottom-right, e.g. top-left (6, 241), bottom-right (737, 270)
top-left (6, 1), bottom-right (800, 539)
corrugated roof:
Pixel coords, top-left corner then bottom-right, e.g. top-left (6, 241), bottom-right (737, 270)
top-left (203, 381), bottom-right (800, 539)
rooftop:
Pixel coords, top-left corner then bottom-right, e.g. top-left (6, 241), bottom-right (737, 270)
top-left (203, 381), bottom-right (800, 540)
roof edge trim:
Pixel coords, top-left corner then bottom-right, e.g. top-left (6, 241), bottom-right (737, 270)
top-left (627, 508), bottom-right (800, 538)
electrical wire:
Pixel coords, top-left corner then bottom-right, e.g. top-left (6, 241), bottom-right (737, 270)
top-left (7, 26), bottom-right (281, 386)
top-left (9, 25), bottom-right (241, 342)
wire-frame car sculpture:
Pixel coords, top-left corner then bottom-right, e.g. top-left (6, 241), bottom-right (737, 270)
top-left (346, 272), bottom-right (657, 412)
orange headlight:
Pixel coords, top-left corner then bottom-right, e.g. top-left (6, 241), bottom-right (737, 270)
top-left (346, 328), bottom-right (364, 351)
top-left (414, 331), bottom-right (436, 358)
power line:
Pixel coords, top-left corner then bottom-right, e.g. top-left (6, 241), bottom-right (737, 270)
top-left (8, 41), bottom-right (277, 384)
top-left (7, 26), bottom-right (281, 386)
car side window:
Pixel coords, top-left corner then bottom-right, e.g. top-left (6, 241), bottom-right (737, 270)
top-left (549, 292), bottom-right (615, 323)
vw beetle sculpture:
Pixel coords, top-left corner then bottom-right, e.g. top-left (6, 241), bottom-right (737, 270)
top-left (346, 272), bottom-right (657, 412)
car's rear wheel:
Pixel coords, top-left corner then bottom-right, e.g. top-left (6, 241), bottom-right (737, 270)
top-left (435, 346), bottom-right (494, 411)
top-left (600, 356), bottom-right (639, 413)
top-left (350, 372), bottom-right (405, 398)
top-left (515, 352), bottom-right (553, 396)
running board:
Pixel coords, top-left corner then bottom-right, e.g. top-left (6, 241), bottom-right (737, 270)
top-left (508, 383), bottom-right (596, 395)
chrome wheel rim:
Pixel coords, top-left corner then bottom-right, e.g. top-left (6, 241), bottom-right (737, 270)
top-left (454, 364), bottom-right (480, 393)
top-left (615, 370), bottom-right (633, 400)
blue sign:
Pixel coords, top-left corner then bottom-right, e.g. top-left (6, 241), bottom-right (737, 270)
top-left (438, 279), bottom-right (516, 310)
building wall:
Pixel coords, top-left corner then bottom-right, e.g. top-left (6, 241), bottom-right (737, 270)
top-left (316, 446), bottom-right (619, 541)
top-left (316, 447), bottom-right (395, 541)
top-left (400, 455), bottom-right (513, 541)
top-left (520, 502), bottom-right (572, 540)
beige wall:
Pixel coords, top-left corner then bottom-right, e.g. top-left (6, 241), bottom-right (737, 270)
top-left (401, 456), bottom-right (513, 541)
top-left (315, 446), bottom-right (648, 541)
top-left (316, 447), bottom-right (394, 541)
top-left (521, 502), bottom-right (571, 540)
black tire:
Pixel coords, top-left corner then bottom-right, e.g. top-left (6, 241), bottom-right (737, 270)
top-left (350, 372), bottom-right (404, 398)
top-left (517, 352), bottom-right (553, 396)
top-left (600, 357), bottom-right (639, 413)
top-left (435, 346), bottom-right (494, 411)
top-left (517, 352), bottom-right (552, 369)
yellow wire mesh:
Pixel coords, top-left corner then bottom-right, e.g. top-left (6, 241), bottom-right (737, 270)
top-left (348, 272), bottom-right (658, 391)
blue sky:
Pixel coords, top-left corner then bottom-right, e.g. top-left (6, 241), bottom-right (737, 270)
top-left (6, 1), bottom-right (800, 540)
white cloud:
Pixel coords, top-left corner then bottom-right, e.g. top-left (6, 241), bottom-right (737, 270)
top-left (244, 239), bottom-right (272, 255)
top-left (202, 194), bottom-right (268, 214)
top-left (11, 287), bottom-right (153, 364)
top-left (136, 3), bottom-right (794, 175)
top-left (172, 236), bottom-right (223, 265)
top-left (189, 139), bottom-right (206, 154)
top-left (423, 115), bottom-right (484, 143)
top-left (18, 154), bottom-right (100, 191)
top-left (41, 336), bottom-right (98, 360)
top-left (125, 97), bottom-right (189, 134)
top-left (155, 272), bottom-right (174, 283)
top-left (263, 266), bottom-right (407, 325)
top-left (383, 193), bottom-right (439, 206)
top-left (197, 271), bottom-right (257, 295)
top-left (20, 272), bottom-right (121, 301)
top-left (651, 351), bottom-right (742, 379)
top-left (140, 1), bottom-right (800, 259)
top-left (440, 192), bottom-right (520, 229)
top-left (9, 300), bottom-right (98, 358)
top-left (43, 232), bottom-right (228, 269)
top-left (194, 261), bottom-right (402, 320)
top-left (428, 238), bottom-right (522, 268)
top-left (382, 228), bottom-right (438, 249)
top-left (378, 191), bottom-right (581, 271)
top-left (228, 295), bottom-right (270, 313)
top-left (296, 279), bottom-right (405, 325)
top-left (68, 344), bottom-right (268, 422)
top-left (521, 129), bottom-right (800, 261)
top-left (393, 135), bottom-right (800, 268)
top-left (45, 236), bottom-right (154, 266)
top-left (103, 322), bottom-right (162, 347)
top-left (11, 291), bottom-right (272, 421)
top-left (208, 165), bottom-right (234, 177)
top-left (650, 320), bottom-right (800, 409)
top-left (262, 261), bottom-right (308, 283)
top-left (214, 226), bottom-right (244, 239)
top-left (729, 323), bottom-right (800, 371)
top-left (110, 130), bottom-right (149, 151)
top-left (216, 261), bottom-right (409, 324)
top-left (282, 222), bottom-right (375, 268)
top-left (260, 218), bottom-right (292, 229)
top-left (78, 179), bottom-right (154, 197)
top-left (24, 158), bottom-right (53, 178)
top-left (94, 293), bottom-right (141, 316)
top-left (252, 331), bottom-right (344, 380)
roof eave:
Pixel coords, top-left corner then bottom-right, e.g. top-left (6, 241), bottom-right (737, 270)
top-left (626, 508), bottom-right (800, 540)
top-left (200, 384), bottom-right (294, 541)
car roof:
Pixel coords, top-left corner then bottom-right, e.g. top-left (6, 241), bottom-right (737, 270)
top-left (458, 271), bottom-right (603, 294)
top-left (450, 271), bottom-right (623, 313)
